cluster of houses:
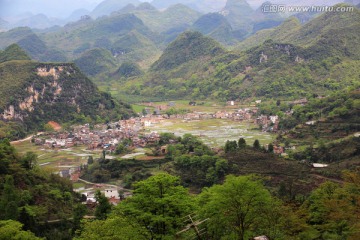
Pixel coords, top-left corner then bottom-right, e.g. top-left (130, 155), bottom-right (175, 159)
top-left (256, 115), bottom-right (280, 132)
top-left (34, 106), bottom-right (284, 153)
top-left (75, 184), bottom-right (132, 206)
top-left (34, 118), bottom-right (159, 151)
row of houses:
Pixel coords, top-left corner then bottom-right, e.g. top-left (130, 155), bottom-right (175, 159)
top-left (35, 117), bottom-right (166, 150)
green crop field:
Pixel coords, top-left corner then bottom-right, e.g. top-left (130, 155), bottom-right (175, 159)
top-left (146, 118), bottom-right (274, 147)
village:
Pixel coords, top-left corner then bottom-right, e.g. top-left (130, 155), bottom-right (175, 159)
top-left (30, 100), bottom-right (311, 205)
top-left (33, 104), bottom-right (282, 152)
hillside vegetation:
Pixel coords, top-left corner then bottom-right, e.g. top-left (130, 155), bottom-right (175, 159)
top-left (0, 45), bottom-right (134, 140)
top-left (109, 8), bottom-right (359, 101)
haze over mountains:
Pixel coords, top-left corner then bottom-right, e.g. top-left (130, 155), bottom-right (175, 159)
top-left (0, 0), bottom-right (358, 103)
top-left (0, 0), bottom-right (357, 30)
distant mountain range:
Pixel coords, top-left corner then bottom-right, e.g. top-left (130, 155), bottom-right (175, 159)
top-left (2, 0), bottom-right (357, 31)
top-left (0, 1), bottom-right (358, 107)
top-left (114, 6), bottom-right (360, 101)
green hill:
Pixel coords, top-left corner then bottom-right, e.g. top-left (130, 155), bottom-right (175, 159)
top-left (237, 4), bottom-right (360, 52)
top-left (151, 31), bottom-right (225, 71)
top-left (16, 33), bottom-right (67, 62)
top-left (132, 4), bottom-right (202, 33)
top-left (221, 0), bottom-right (255, 35)
top-left (74, 48), bottom-right (116, 77)
top-left (0, 44), bottom-right (30, 63)
top-left (0, 46), bottom-right (134, 140)
top-left (91, 0), bottom-right (141, 18)
top-left (0, 139), bottom-right (82, 239)
top-left (115, 9), bottom-right (360, 101)
top-left (0, 27), bottom-right (35, 49)
top-left (114, 62), bottom-right (143, 78)
top-left (192, 13), bottom-right (237, 45)
top-left (111, 30), bottom-right (160, 67)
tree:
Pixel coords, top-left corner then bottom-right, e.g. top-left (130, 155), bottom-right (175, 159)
top-left (0, 175), bottom-right (19, 220)
top-left (74, 215), bottom-right (149, 240)
top-left (0, 220), bottom-right (40, 240)
top-left (21, 152), bottom-right (37, 170)
top-left (72, 204), bottom-right (87, 234)
top-left (87, 156), bottom-right (94, 165)
top-left (118, 173), bottom-right (195, 239)
top-left (115, 144), bottom-right (126, 155)
top-left (225, 140), bottom-right (237, 153)
top-left (198, 175), bottom-right (275, 240)
top-left (18, 207), bottom-right (36, 234)
top-left (268, 143), bottom-right (274, 153)
top-left (238, 138), bottom-right (246, 149)
top-left (301, 180), bottom-right (360, 239)
top-left (0, 139), bottom-right (17, 174)
top-left (94, 190), bottom-right (112, 220)
top-left (253, 139), bottom-right (261, 149)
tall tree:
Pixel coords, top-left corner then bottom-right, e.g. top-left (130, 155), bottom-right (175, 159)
top-left (0, 220), bottom-right (40, 240)
top-left (0, 175), bottom-right (19, 220)
top-left (118, 173), bottom-right (195, 239)
top-left (238, 138), bottom-right (246, 149)
top-left (253, 139), bottom-right (261, 149)
top-left (94, 190), bottom-right (112, 220)
top-left (198, 175), bottom-right (276, 240)
top-left (21, 152), bottom-right (37, 170)
top-left (74, 215), bottom-right (149, 240)
top-left (268, 143), bottom-right (274, 153)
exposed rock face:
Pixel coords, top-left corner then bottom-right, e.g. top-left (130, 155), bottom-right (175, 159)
top-left (260, 52), bottom-right (268, 63)
top-left (1, 65), bottom-right (76, 121)
top-left (295, 55), bottom-right (304, 63)
top-left (36, 66), bottom-right (64, 80)
top-left (2, 105), bottom-right (23, 121)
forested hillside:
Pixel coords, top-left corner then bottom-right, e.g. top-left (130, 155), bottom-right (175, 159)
top-left (0, 139), bottom-right (84, 239)
top-left (0, 45), bottom-right (134, 140)
top-left (106, 6), bottom-right (359, 102)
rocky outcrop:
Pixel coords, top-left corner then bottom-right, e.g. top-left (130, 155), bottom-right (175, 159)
top-left (260, 52), bottom-right (268, 63)
top-left (2, 105), bottom-right (23, 121)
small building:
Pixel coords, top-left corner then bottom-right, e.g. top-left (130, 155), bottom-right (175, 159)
top-left (312, 163), bottom-right (328, 168)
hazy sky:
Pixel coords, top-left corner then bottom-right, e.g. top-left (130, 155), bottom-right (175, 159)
top-left (0, 0), bottom-right (352, 19)
top-left (0, 0), bottom-right (104, 18)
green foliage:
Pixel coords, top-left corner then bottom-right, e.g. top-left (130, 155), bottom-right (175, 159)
top-left (165, 107), bottom-right (189, 116)
top-left (0, 140), bottom-right (83, 238)
top-left (167, 134), bottom-right (213, 158)
top-left (82, 158), bottom-right (168, 186)
top-left (74, 48), bottom-right (116, 77)
top-left (118, 173), bottom-right (195, 239)
top-left (0, 175), bottom-right (19, 220)
top-left (75, 216), bottom-right (149, 240)
top-left (95, 190), bottom-right (112, 220)
top-left (0, 44), bottom-right (30, 63)
top-left (238, 137), bottom-right (246, 149)
top-left (0, 220), bottom-right (41, 240)
top-left (174, 155), bottom-right (228, 187)
top-left (253, 139), bottom-right (261, 149)
top-left (158, 132), bottom-right (178, 145)
top-left (268, 143), bottom-right (274, 153)
top-left (301, 178), bottom-right (360, 239)
top-left (115, 61), bottom-right (143, 78)
top-left (192, 13), bottom-right (237, 45)
top-left (225, 140), bottom-right (238, 153)
top-left (0, 59), bottom-right (134, 140)
top-left (115, 144), bottom-right (127, 155)
top-left (198, 175), bottom-right (281, 240)
top-left (151, 31), bottom-right (225, 71)
top-left (21, 152), bottom-right (37, 170)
